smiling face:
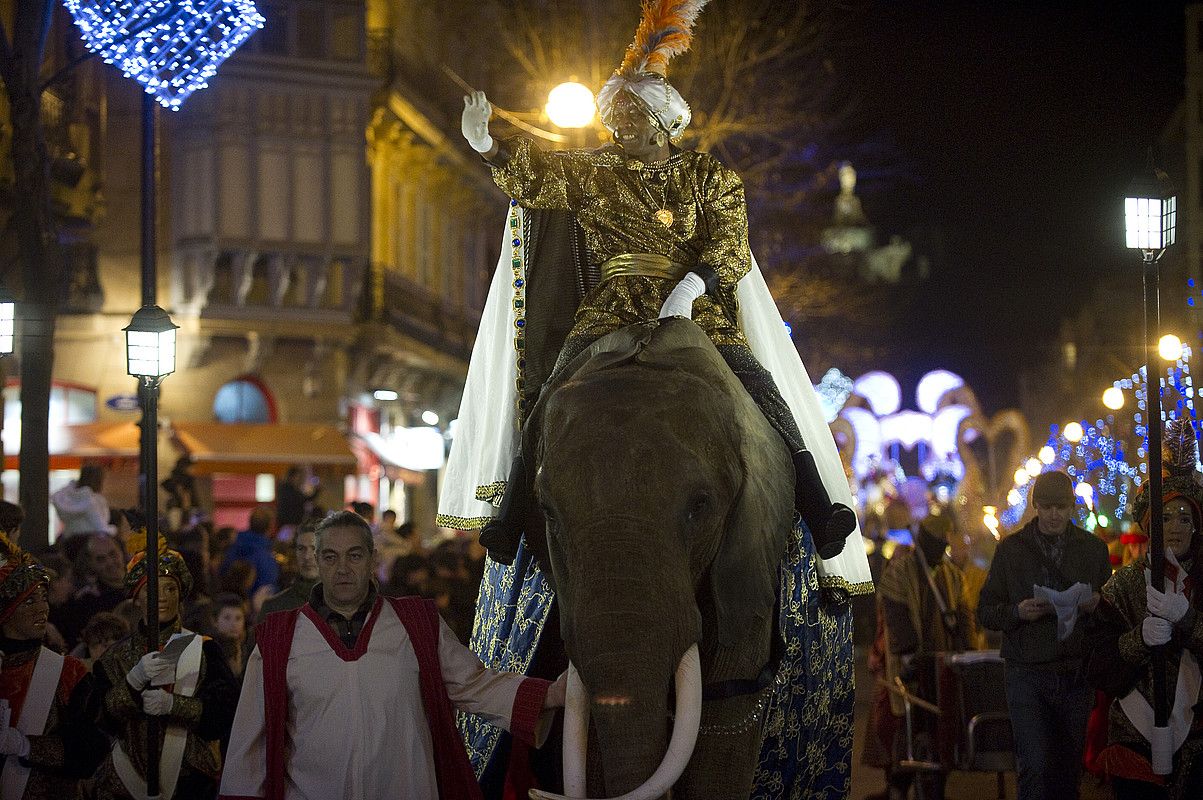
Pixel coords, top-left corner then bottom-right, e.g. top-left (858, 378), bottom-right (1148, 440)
top-left (610, 94), bottom-right (669, 163)
top-left (1163, 497), bottom-right (1196, 559)
top-left (2, 584), bottom-right (49, 641)
top-left (317, 526), bottom-right (373, 612)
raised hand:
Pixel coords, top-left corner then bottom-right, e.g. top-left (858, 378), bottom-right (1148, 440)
top-left (462, 90), bottom-right (495, 154)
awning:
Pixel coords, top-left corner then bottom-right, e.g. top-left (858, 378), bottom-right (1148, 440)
top-left (353, 433), bottom-right (428, 486)
top-left (172, 422), bottom-right (357, 476)
top-left (4, 421), bottom-right (143, 471)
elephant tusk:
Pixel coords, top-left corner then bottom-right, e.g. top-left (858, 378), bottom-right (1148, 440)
top-left (530, 644), bottom-right (702, 800)
top-left (562, 662), bottom-right (589, 798)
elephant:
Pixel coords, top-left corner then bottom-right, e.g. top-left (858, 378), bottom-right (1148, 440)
top-left (519, 317), bottom-right (798, 800)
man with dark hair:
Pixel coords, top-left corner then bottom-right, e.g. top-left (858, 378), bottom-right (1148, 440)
top-left (221, 510), bottom-right (565, 800)
top-left (978, 470), bottom-right (1112, 800)
top-left (258, 524), bottom-right (320, 621)
top-left (221, 507), bottom-right (279, 595)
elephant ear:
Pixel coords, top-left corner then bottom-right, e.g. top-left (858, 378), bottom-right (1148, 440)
top-left (707, 408), bottom-right (794, 658)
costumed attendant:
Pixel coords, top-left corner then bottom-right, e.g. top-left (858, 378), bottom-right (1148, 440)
top-left (1086, 419), bottom-right (1203, 799)
top-left (92, 531), bottom-right (239, 800)
top-left (451, 0), bottom-right (860, 567)
top-left (0, 533), bottom-right (106, 799)
top-left (218, 511), bottom-right (565, 800)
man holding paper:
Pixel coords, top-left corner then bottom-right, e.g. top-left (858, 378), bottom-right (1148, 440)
top-left (978, 469), bottom-right (1112, 800)
top-left (92, 532), bottom-right (239, 800)
top-left (0, 531), bottom-right (106, 799)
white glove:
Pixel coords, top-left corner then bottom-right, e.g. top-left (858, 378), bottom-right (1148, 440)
top-left (658, 272), bottom-right (707, 320)
top-left (461, 91), bottom-right (495, 154)
top-left (0, 727), bottom-right (28, 758)
top-left (1143, 615), bottom-right (1173, 647)
top-left (1148, 585), bottom-right (1191, 624)
top-left (126, 651), bottom-right (173, 690)
top-left (142, 688), bottom-right (174, 716)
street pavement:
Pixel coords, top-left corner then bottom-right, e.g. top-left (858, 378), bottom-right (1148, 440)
top-left (848, 646), bottom-right (1113, 800)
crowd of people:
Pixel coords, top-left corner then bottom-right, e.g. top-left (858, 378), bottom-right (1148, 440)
top-left (0, 463), bottom-right (512, 800)
top-left (862, 448), bottom-right (1203, 800)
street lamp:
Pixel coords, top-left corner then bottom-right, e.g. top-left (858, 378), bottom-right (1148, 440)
top-left (123, 303), bottom-right (177, 796)
top-left (1102, 386), bottom-right (1125, 411)
top-left (0, 291), bottom-right (14, 356)
top-left (1125, 159), bottom-right (1177, 774)
top-left (546, 81), bottom-right (596, 128)
top-left (1158, 333), bottom-right (1183, 361)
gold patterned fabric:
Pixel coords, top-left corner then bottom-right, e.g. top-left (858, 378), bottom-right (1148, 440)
top-left (491, 137), bottom-right (750, 348)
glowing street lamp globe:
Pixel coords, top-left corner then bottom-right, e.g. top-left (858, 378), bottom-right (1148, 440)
top-left (0, 292), bottom-right (14, 356)
top-left (1159, 333), bottom-right (1183, 361)
top-left (1063, 421), bottom-right (1085, 443)
top-left (546, 82), bottom-right (596, 128)
top-left (1125, 166), bottom-right (1177, 252)
top-left (124, 305), bottom-right (179, 380)
top-left (1102, 386), bottom-right (1125, 410)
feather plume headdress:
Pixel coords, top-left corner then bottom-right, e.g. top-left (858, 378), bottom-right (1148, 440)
top-left (125, 529), bottom-right (193, 598)
top-left (597, 0), bottom-right (711, 139)
top-left (1130, 418), bottom-right (1203, 532)
top-left (0, 531), bottom-right (50, 623)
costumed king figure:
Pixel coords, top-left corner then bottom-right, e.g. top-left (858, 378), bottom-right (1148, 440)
top-left (457, 0), bottom-right (855, 566)
top-left (1086, 419), bottom-right (1203, 799)
top-left (441, 1), bottom-right (872, 797)
top-left (92, 531), bottom-right (239, 800)
top-left (0, 532), bottom-right (106, 800)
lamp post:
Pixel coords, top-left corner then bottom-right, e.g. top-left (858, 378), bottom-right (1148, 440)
top-left (1124, 161), bottom-right (1177, 773)
top-left (123, 304), bottom-right (178, 799)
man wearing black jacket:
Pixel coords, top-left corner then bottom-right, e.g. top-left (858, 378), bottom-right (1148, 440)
top-left (978, 470), bottom-right (1112, 800)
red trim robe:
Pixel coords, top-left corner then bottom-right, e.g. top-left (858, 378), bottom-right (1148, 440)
top-left (219, 596), bottom-right (549, 800)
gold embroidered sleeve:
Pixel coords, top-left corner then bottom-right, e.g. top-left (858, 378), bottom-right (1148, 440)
top-left (103, 676), bottom-right (141, 723)
top-left (169, 693), bottom-right (203, 726)
top-left (490, 137), bottom-right (589, 211)
top-left (1117, 627), bottom-right (1151, 667)
top-left (697, 162), bottom-right (751, 287)
top-left (25, 734), bottom-right (66, 768)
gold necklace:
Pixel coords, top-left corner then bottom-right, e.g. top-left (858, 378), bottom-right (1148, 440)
top-left (626, 160), bottom-right (674, 227)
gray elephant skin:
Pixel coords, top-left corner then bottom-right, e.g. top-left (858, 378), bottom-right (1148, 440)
top-left (523, 318), bottom-right (796, 799)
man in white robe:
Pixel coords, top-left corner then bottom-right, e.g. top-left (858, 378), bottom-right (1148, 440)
top-left (218, 511), bottom-right (564, 800)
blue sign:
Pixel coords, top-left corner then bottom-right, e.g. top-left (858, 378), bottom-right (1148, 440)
top-left (105, 394), bottom-right (140, 412)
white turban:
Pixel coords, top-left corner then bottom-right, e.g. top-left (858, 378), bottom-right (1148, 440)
top-left (596, 71), bottom-right (691, 140)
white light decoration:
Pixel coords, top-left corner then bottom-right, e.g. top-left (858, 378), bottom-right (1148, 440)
top-left (1038, 445), bottom-right (1056, 464)
top-left (853, 371), bottom-right (902, 417)
top-left (879, 411), bottom-right (932, 450)
top-left (123, 305), bottom-right (178, 379)
top-left (1007, 489), bottom-right (1022, 506)
top-left (1159, 334), bottom-right (1183, 361)
top-left (814, 368), bottom-right (854, 424)
top-left (1102, 386), bottom-right (1125, 410)
top-left (1063, 421), bottom-right (1084, 443)
top-left (545, 81), bottom-right (596, 128)
top-left (421, 410), bottom-right (440, 426)
top-left (915, 370), bottom-right (965, 415)
top-left (1024, 457), bottom-right (1043, 476)
top-left (391, 426), bottom-right (446, 471)
top-left (373, 389), bottom-right (399, 401)
top-left (1014, 467), bottom-right (1030, 485)
top-left (1125, 165), bottom-right (1177, 251)
top-left (63, 0), bottom-right (266, 110)
top-left (0, 293), bottom-right (13, 356)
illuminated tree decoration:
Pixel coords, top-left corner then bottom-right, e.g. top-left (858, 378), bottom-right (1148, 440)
top-left (62, 0), bottom-right (265, 110)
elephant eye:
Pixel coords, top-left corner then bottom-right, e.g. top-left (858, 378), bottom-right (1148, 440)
top-left (685, 492), bottom-right (713, 525)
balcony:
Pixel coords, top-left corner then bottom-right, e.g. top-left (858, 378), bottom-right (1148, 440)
top-left (377, 268), bottom-right (479, 361)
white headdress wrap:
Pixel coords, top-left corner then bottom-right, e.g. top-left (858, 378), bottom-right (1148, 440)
top-left (596, 0), bottom-right (710, 140)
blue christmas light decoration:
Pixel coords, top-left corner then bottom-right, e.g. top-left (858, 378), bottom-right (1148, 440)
top-left (63, 0), bottom-right (265, 110)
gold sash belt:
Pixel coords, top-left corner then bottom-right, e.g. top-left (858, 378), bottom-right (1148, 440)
top-left (600, 253), bottom-right (688, 283)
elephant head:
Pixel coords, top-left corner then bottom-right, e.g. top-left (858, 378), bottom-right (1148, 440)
top-left (525, 319), bottom-right (794, 799)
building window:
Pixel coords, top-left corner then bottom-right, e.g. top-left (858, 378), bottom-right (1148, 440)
top-left (213, 377), bottom-right (277, 423)
top-left (330, 11), bottom-right (364, 62)
top-left (296, 4), bottom-right (325, 59)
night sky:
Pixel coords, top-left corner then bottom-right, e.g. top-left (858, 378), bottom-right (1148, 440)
top-left (832, 0), bottom-right (1187, 411)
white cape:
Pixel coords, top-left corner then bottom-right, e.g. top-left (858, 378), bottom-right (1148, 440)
top-left (437, 205), bottom-right (872, 594)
